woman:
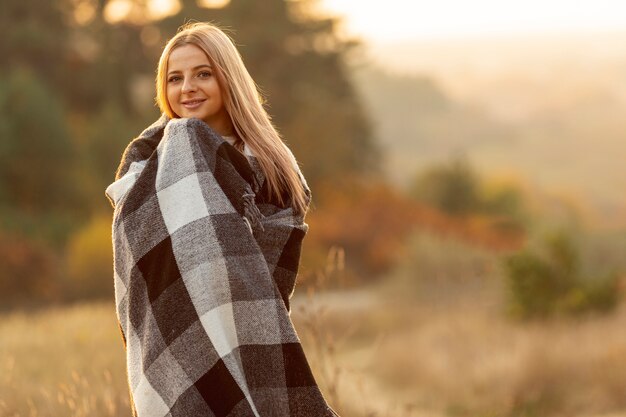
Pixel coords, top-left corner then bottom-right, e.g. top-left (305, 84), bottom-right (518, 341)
top-left (106, 22), bottom-right (339, 417)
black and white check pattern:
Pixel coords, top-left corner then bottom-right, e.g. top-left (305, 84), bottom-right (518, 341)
top-left (105, 115), bottom-right (339, 417)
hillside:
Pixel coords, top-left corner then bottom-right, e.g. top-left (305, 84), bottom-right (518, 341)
top-left (348, 31), bottom-right (626, 227)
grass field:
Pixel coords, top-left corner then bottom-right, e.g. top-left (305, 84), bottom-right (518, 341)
top-left (2, 233), bottom-right (626, 416)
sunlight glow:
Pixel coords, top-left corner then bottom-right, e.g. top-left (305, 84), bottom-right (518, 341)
top-left (149, 0), bottom-right (180, 19)
top-left (147, 0), bottom-right (626, 42)
top-left (197, 0), bottom-right (231, 8)
top-left (104, 0), bottom-right (132, 24)
top-left (318, 0), bottom-right (626, 41)
top-left (73, 1), bottom-right (96, 25)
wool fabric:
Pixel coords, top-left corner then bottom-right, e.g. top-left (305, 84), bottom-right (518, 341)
top-left (105, 115), bottom-right (338, 417)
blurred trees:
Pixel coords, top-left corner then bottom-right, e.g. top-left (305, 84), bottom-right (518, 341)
top-left (0, 69), bottom-right (77, 212)
top-left (64, 215), bottom-right (114, 300)
top-left (409, 155), bottom-right (529, 233)
top-left (410, 155), bottom-right (482, 216)
top-left (0, 0), bottom-right (382, 304)
top-left (0, 1), bottom-right (80, 217)
top-left (1, 0), bottom-right (70, 97)
top-left (1, 0), bottom-right (380, 210)
top-left (0, 0), bottom-right (617, 326)
top-left (303, 176), bottom-right (421, 283)
top-left (0, 231), bottom-right (59, 310)
top-left (504, 228), bottom-right (620, 319)
top-left (300, 172), bottom-right (528, 287)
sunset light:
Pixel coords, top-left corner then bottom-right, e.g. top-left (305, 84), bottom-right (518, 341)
top-left (5, 1), bottom-right (626, 415)
top-left (317, 0), bottom-right (626, 41)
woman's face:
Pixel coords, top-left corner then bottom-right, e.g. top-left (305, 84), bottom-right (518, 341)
top-left (166, 44), bottom-right (230, 132)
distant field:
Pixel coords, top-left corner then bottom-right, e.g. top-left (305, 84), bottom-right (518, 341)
top-left (2, 231), bottom-right (626, 417)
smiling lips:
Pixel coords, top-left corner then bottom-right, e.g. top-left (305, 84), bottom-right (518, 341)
top-left (181, 99), bottom-right (206, 110)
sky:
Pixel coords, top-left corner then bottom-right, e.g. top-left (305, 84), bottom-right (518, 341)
top-left (315, 0), bottom-right (626, 43)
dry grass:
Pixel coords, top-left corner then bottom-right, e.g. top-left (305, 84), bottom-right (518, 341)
top-left (291, 231), bottom-right (626, 417)
top-left (0, 302), bottom-right (130, 416)
top-left (2, 233), bottom-right (626, 417)
top-left (293, 289), bottom-right (626, 417)
top-left (362, 296), bottom-right (626, 417)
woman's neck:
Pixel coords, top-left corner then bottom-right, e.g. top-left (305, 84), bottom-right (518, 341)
top-left (203, 109), bottom-right (235, 137)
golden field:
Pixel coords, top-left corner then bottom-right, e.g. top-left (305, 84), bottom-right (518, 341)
top-left (2, 232), bottom-right (626, 417)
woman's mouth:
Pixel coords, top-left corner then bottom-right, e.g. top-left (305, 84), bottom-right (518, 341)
top-left (181, 99), bottom-right (206, 110)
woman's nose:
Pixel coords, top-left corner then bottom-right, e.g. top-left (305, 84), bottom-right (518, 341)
top-left (181, 77), bottom-right (197, 93)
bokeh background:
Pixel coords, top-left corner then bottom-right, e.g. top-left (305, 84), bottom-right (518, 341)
top-left (1, 0), bottom-right (626, 416)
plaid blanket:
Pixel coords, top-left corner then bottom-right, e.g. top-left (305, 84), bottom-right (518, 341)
top-left (105, 115), bottom-right (339, 417)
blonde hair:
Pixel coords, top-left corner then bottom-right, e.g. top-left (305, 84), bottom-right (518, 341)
top-left (156, 21), bottom-right (310, 217)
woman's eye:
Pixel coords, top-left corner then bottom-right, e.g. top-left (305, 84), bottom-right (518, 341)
top-left (198, 71), bottom-right (212, 78)
top-left (168, 76), bottom-right (181, 83)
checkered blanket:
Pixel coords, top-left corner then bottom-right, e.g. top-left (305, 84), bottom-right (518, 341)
top-left (105, 115), bottom-right (339, 417)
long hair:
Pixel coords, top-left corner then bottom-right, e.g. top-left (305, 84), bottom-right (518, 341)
top-left (156, 21), bottom-right (310, 217)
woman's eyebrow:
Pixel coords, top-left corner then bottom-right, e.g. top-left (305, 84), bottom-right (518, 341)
top-left (168, 64), bottom-right (212, 75)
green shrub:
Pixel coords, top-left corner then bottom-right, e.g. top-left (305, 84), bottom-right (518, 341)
top-left (410, 155), bottom-right (482, 216)
top-left (409, 156), bottom-right (529, 233)
top-left (504, 229), bottom-right (620, 319)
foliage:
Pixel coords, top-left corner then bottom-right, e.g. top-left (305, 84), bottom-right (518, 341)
top-left (410, 154), bottom-right (482, 216)
top-left (0, 68), bottom-right (80, 212)
top-left (72, 100), bottom-right (155, 214)
top-left (302, 176), bottom-right (420, 283)
top-left (503, 228), bottom-right (621, 319)
top-left (301, 171), bottom-right (527, 287)
top-left (0, 207), bottom-right (84, 248)
top-left (0, 0), bottom-right (378, 304)
top-left (0, 231), bottom-right (60, 309)
top-left (63, 215), bottom-right (114, 300)
top-left (0, 0), bottom-right (70, 93)
top-left (409, 155), bottom-right (529, 234)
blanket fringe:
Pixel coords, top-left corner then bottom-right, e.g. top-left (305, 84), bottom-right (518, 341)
top-left (242, 189), bottom-right (265, 233)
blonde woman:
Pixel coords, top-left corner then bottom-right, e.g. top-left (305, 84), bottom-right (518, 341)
top-left (106, 22), bottom-right (339, 417)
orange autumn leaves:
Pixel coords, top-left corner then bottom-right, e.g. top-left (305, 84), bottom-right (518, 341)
top-left (301, 176), bottom-right (526, 286)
